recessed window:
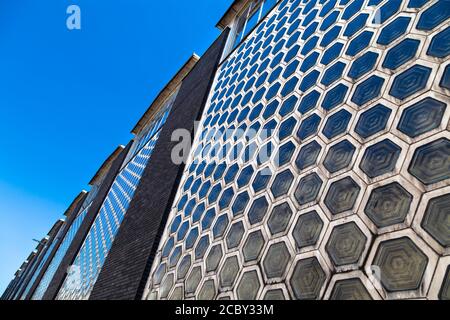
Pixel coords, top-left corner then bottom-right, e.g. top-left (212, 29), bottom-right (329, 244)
top-left (232, 0), bottom-right (278, 50)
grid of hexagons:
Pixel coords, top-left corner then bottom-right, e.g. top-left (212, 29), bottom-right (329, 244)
top-left (145, 0), bottom-right (450, 300)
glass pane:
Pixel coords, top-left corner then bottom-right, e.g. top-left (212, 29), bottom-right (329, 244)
top-left (261, 0), bottom-right (277, 18)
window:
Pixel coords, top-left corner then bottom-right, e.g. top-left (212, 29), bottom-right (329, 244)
top-left (232, 0), bottom-right (278, 50)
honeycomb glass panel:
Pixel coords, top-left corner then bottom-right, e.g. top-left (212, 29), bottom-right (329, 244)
top-left (408, 138), bottom-right (450, 185)
top-left (293, 211), bottom-right (324, 249)
top-left (365, 183), bottom-right (413, 228)
top-left (439, 266), bottom-right (450, 300)
top-left (195, 235), bottom-right (210, 260)
top-left (440, 65), bottom-right (450, 90)
top-left (428, 26), bottom-right (450, 58)
top-left (290, 257), bottom-right (326, 300)
top-left (382, 39), bottom-right (420, 70)
top-left (232, 191), bottom-right (250, 217)
top-left (348, 51), bottom-right (378, 80)
top-left (185, 266), bottom-right (202, 295)
top-left (145, 0), bottom-right (450, 302)
top-left (297, 114), bottom-right (322, 140)
top-left (243, 230), bottom-right (265, 263)
top-left (322, 110), bottom-right (352, 139)
top-left (213, 214), bottom-right (229, 239)
top-left (296, 140), bottom-right (322, 171)
top-left (360, 139), bottom-right (401, 178)
top-left (160, 273), bottom-right (174, 299)
top-left (177, 255), bottom-right (191, 281)
top-left (397, 97), bottom-right (447, 138)
top-left (325, 222), bottom-right (367, 267)
top-left (323, 140), bottom-right (356, 174)
top-left (226, 221), bottom-right (245, 250)
top-left (263, 242), bottom-right (291, 279)
top-left (389, 65), bottom-right (432, 100)
top-left (271, 170), bottom-right (294, 199)
top-left (351, 75), bottom-right (385, 107)
top-left (355, 104), bottom-right (391, 139)
top-left (377, 16), bottom-right (410, 45)
top-left (324, 177), bottom-right (361, 215)
top-left (275, 141), bottom-right (296, 167)
top-left (421, 194), bottom-right (450, 247)
top-left (373, 237), bottom-right (428, 292)
top-left (416, 1), bottom-right (450, 31)
top-left (329, 278), bottom-right (372, 300)
top-left (294, 173), bottom-right (323, 205)
top-left (322, 84), bottom-right (348, 111)
top-left (268, 202), bottom-right (293, 235)
top-left (248, 196), bottom-right (269, 225)
top-left (219, 256), bottom-right (239, 288)
top-left (198, 280), bottom-right (216, 300)
top-left (206, 245), bottom-right (223, 273)
top-left (252, 168), bottom-right (272, 193)
top-left (237, 270), bottom-right (261, 300)
top-left (279, 117), bottom-right (298, 141)
top-left (264, 289), bottom-right (286, 300)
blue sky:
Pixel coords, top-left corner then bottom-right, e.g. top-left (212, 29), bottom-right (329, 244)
top-left (0, 0), bottom-right (230, 294)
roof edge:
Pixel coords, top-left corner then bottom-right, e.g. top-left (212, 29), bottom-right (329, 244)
top-left (63, 190), bottom-right (88, 217)
top-left (131, 54), bottom-right (200, 136)
top-left (88, 146), bottom-right (125, 186)
top-left (216, 0), bottom-right (248, 30)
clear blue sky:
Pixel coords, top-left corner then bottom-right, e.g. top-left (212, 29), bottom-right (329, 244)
top-left (0, 0), bottom-right (230, 294)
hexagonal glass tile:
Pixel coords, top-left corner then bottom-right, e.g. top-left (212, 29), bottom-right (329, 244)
top-left (219, 256), bottom-right (239, 289)
top-left (365, 182), bottom-right (413, 228)
top-left (398, 97), bottom-right (446, 138)
top-left (206, 244), bottom-right (223, 273)
top-left (263, 242), bottom-right (291, 279)
top-left (198, 280), bottom-right (216, 300)
top-left (409, 138), bottom-right (450, 185)
top-left (355, 104), bottom-right (391, 139)
top-left (296, 140), bottom-right (322, 171)
top-left (373, 237), bottom-right (428, 292)
top-left (290, 257), bottom-right (327, 300)
top-left (421, 194), bottom-right (450, 247)
top-left (329, 278), bottom-right (372, 300)
top-left (293, 211), bottom-right (324, 250)
top-left (325, 222), bottom-right (368, 267)
top-left (324, 177), bottom-right (361, 215)
top-left (185, 266), bottom-right (202, 295)
top-left (268, 202), bottom-right (293, 235)
top-left (323, 140), bottom-right (356, 174)
top-left (439, 266), bottom-right (450, 300)
top-left (271, 170), bottom-right (294, 199)
top-left (243, 230), bottom-right (266, 263)
top-left (360, 139), bottom-right (401, 178)
top-left (294, 173), bottom-right (323, 205)
top-left (389, 65), bottom-right (431, 100)
top-left (226, 221), bottom-right (245, 250)
top-left (236, 270), bottom-right (261, 300)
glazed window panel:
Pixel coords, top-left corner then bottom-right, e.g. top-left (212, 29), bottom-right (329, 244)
top-left (56, 130), bottom-right (162, 300)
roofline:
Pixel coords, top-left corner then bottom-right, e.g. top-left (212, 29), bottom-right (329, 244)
top-left (63, 191), bottom-right (88, 217)
top-left (47, 219), bottom-right (64, 238)
top-left (216, 0), bottom-right (248, 30)
top-left (35, 238), bottom-right (47, 252)
top-left (131, 54), bottom-right (200, 136)
top-left (88, 146), bottom-right (125, 186)
top-left (25, 252), bottom-right (36, 263)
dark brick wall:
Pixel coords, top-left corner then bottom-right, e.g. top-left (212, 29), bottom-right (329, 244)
top-left (89, 29), bottom-right (230, 301)
top-left (23, 193), bottom-right (88, 300)
top-left (42, 143), bottom-right (132, 300)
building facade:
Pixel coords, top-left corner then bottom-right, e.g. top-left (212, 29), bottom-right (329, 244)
top-left (3, 0), bottom-right (450, 300)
